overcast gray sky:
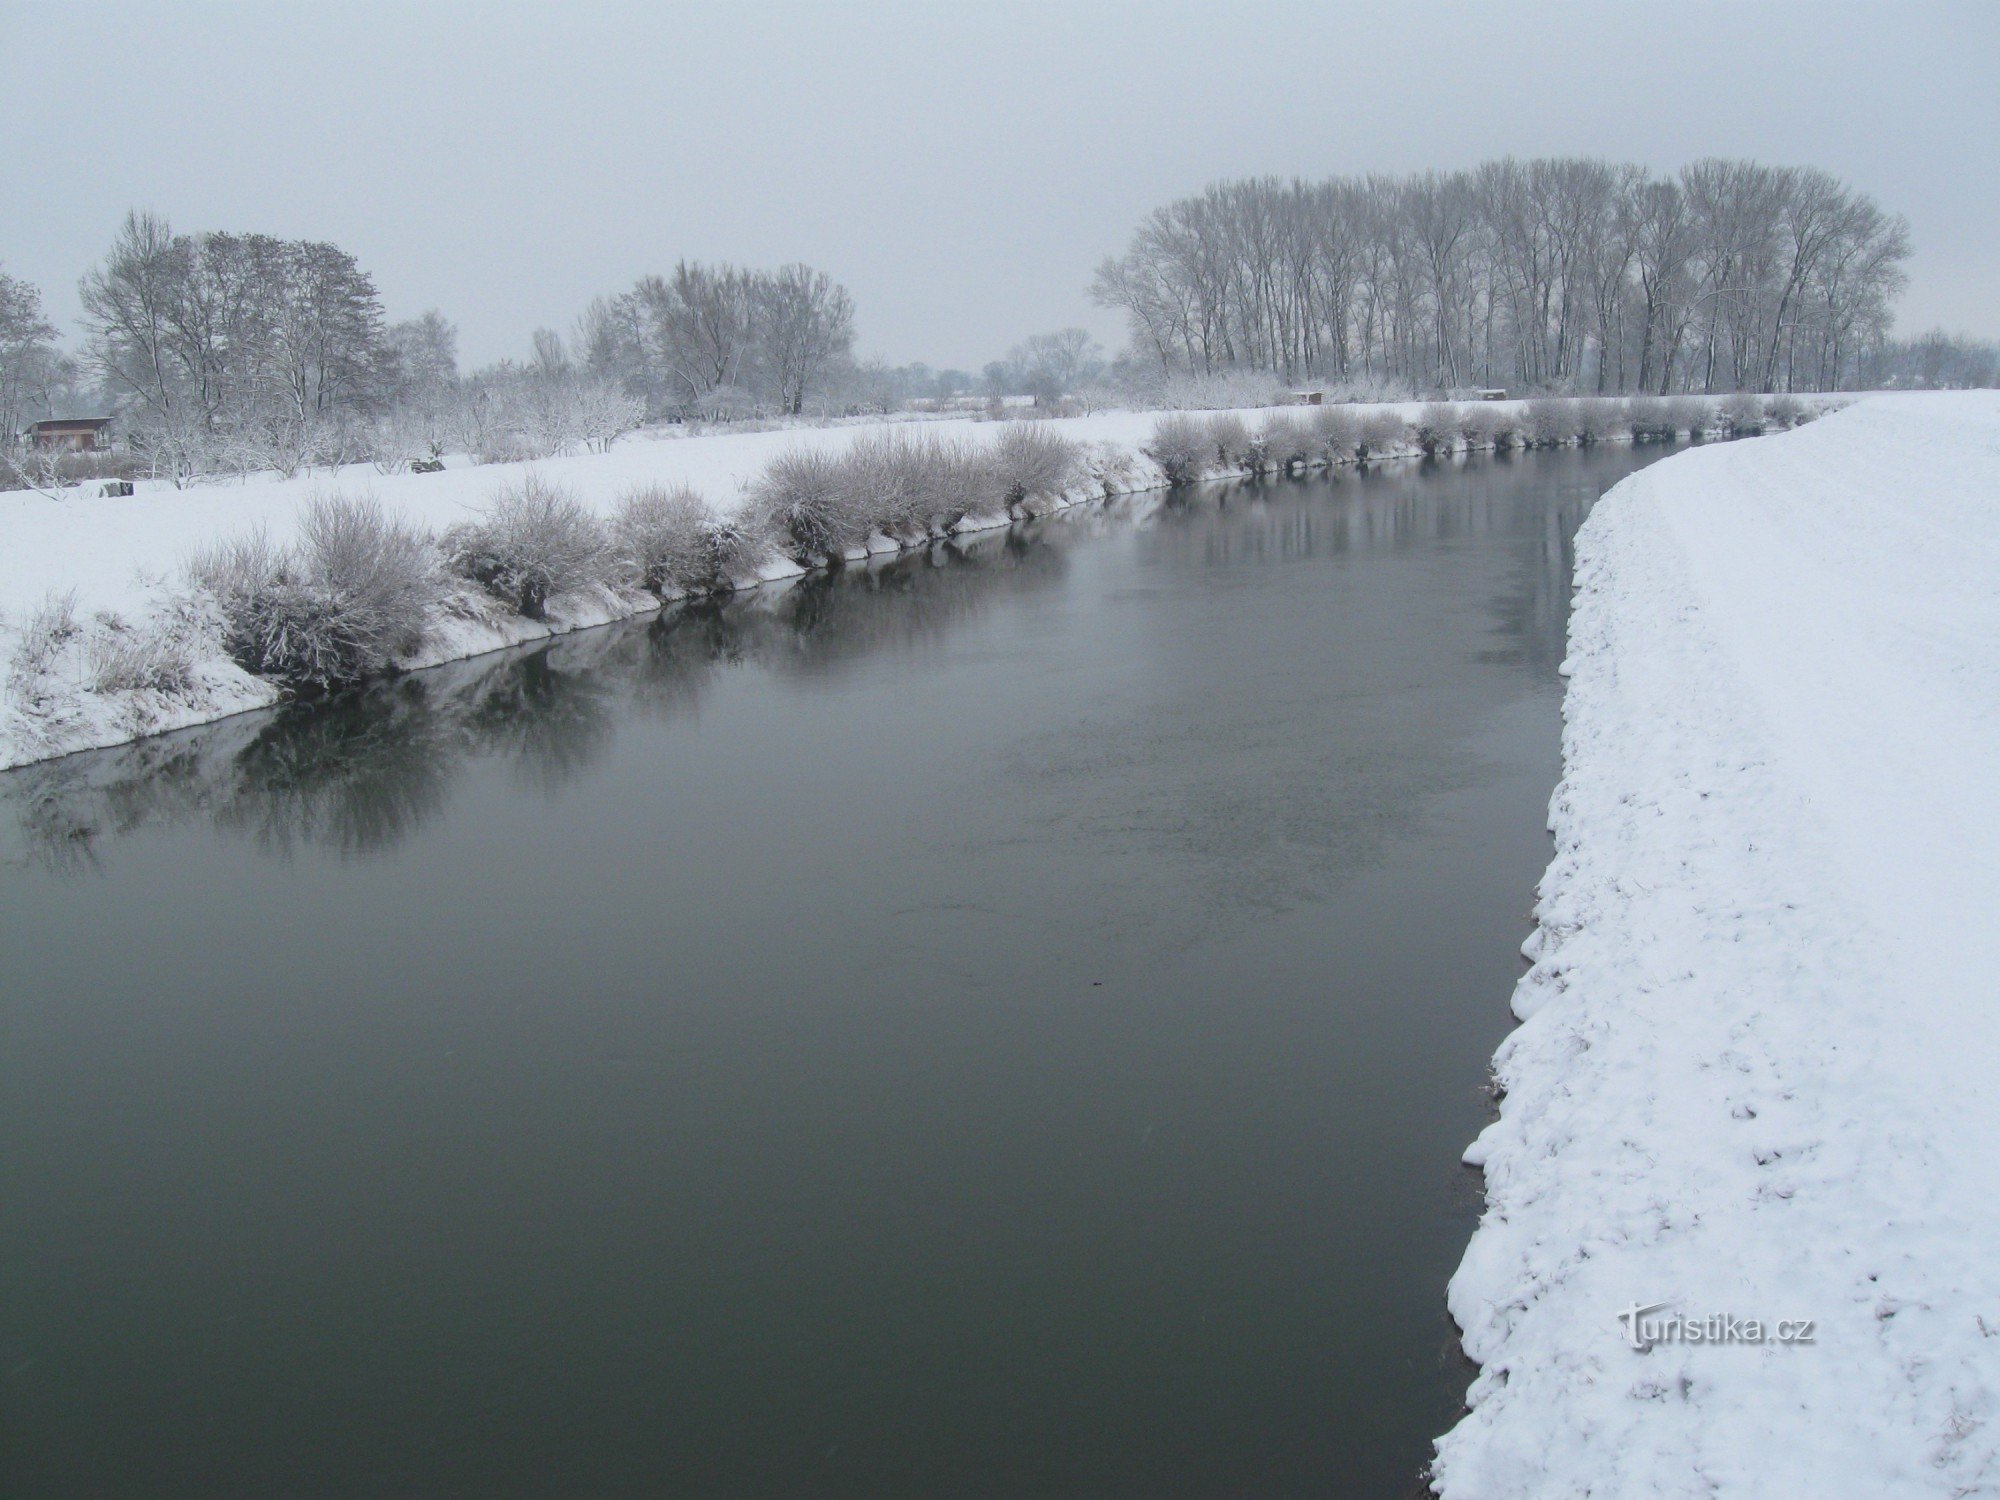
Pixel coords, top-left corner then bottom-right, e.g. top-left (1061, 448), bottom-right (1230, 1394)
top-left (3, 0), bottom-right (1993, 370)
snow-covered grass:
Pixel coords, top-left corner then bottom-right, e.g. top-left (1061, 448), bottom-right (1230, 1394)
top-left (0, 394), bottom-right (1804, 770)
top-left (1435, 392), bottom-right (2000, 1497)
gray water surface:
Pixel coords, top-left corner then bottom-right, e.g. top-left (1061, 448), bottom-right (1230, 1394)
top-left (1, 448), bottom-right (1665, 1498)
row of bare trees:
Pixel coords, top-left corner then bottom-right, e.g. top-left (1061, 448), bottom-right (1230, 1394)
top-left (1091, 158), bottom-right (1912, 395)
top-left (76, 211), bottom-right (394, 473)
top-left (10, 218), bottom-right (860, 488)
top-left (576, 261), bottom-right (856, 419)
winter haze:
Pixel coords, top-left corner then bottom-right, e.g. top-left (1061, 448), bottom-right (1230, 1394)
top-left (2, 0), bottom-right (1994, 368)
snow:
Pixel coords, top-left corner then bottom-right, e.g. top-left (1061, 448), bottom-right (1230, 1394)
top-left (1435, 393), bottom-right (2000, 1497)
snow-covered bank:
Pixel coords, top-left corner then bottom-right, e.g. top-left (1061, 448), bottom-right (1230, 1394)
top-left (1435, 393), bottom-right (2000, 1496)
top-left (0, 410), bottom-right (1177, 768)
top-left (0, 393), bottom-right (1791, 770)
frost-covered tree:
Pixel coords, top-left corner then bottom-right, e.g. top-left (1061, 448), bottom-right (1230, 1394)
top-left (583, 259), bottom-right (858, 419)
top-left (1091, 158), bottom-right (1911, 394)
top-left (1, 266), bottom-right (62, 443)
top-left (1002, 327), bottom-right (1104, 403)
top-left (757, 264), bottom-right (854, 415)
top-left (78, 211), bottom-right (392, 470)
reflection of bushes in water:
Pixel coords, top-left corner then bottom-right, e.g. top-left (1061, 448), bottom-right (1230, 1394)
top-left (2, 514), bottom-right (1084, 870)
top-left (217, 677), bottom-right (459, 856)
top-left (756, 528), bottom-right (1071, 679)
top-left (459, 644), bottom-right (617, 793)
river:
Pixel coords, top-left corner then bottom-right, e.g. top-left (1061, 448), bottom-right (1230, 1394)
top-left (0, 445), bottom-right (1668, 1498)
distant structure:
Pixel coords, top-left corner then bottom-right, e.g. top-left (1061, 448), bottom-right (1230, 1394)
top-left (25, 417), bottom-right (114, 452)
top-left (1289, 390), bottom-right (1326, 405)
top-left (1475, 389), bottom-right (1509, 402)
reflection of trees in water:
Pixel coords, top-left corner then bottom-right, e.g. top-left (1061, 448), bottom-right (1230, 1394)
top-left (0, 523), bottom-right (1074, 871)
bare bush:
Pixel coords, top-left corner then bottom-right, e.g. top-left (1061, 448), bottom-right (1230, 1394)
top-left (1313, 404), bottom-right (1362, 461)
top-left (1524, 398), bottom-right (1579, 447)
top-left (444, 476), bottom-right (609, 618)
top-left (7, 589), bottom-right (81, 693)
top-left (1204, 412), bottom-right (1252, 469)
top-left (1573, 398), bottom-right (1627, 446)
top-left (612, 484), bottom-right (712, 595)
top-left (193, 497), bottom-right (439, 688)
top-left (1765, 394), bottom-right (1804, 428)
top-left (1626, 396), bottom-right (1673, 442)
top-left (749, 449), bottom-right (867, 562)
top-left (87, 617), bottom-right (197, 695)
top-left (694, 515), bottom-right (767, 589)
top-left (1144, 414), bottom-right (1210, 485)
top-left (1457, 404), bottom-right (1500, 449)
top-left (931, 437), bottom-right (1005, 524)
top-left (1261, 414), bottom-right (1317, 471)
top-left (839, 432), bottom-right (935, 539)
top-left (990, 424), bottom-right (1082, 511)
top-left (1357, 409), bottom-right (1409, 459)
top-left (1721, 392), bottom-right (1766, 435)
top-left (1415, 403), bottom-right (1461, 456)
top-left (1663, 396), bottom-right (1713, 437)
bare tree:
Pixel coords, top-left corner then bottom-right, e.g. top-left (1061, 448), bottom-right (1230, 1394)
top-left (1, 266), bottom-right (61, 446)
top-left (756, 264), bottom-right (855, 415)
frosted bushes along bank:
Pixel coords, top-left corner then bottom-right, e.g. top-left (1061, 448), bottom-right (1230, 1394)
top-left (1134, 393), bottom-right (1842, 488)
top-left (0, 396), bottom-right (1820, 769)
top-left (193, 497), bottom-right (437, 689)
top-left (747, 425), bottom-right (1091, 565)
top-left (444, 476), bottom-right (614, 620)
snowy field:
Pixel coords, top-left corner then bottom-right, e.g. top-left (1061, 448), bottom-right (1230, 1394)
top-left (1435, 393), bottom-right (2000, 1496)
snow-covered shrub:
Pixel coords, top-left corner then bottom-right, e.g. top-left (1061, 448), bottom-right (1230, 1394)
top-left (7, 589), bottom-right (81, 690)
top-left (1765, 394), bottom-right (1804, 428)
top-left (1573, 398), bottom-right (1627, 446)
top-left (1205, 412), bottom-right (1252, 469)
top-left (1357, 409), bottom-right (1409, 460)
top-left (1664, 395), bottom-right (1713, 438)
top-left (1144, 414), bottom-right (1210, 485)
top-left (686, 515), bottom-right (767, 592)
top-left (1260, 414), bottom-right (1317, 471)
top-left (612, 484), bottom-right (712, 595)
top-left (87, 616), bottom-right (197, 696)
top-left (750, 449), bottom-right (868, 563)
top-left (1457, 404), bottom-right (1501, 450)
top-left (1721, 392), bottom-right (1765, 436)
top-left (1079, 439), bottom-right (1139, 496)
top-left (1626, 396), bottom-right (1672, 442)
top-left (990, 424), bottom-right (1082, 510)
top-left (444, 475), bottom-right (610, 618)
top-left (839, 432), bottom-right (933, 538)
top-left (928, 436), bottom-right (1004, 525)
top-left (1313, 404), bottom-right (1362, 461)
top-left (1525, 397), bottom-right (1580, 447)
top-left (1415, 403), bottom-right (1461, 457)
top-left (195, 497), bottom-right (438, 688)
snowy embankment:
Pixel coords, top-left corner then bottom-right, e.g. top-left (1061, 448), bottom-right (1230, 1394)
top-left (1435, 394), bottom-right (2000, 1497)
top-left (0, 410), bottom-right (1188, 769)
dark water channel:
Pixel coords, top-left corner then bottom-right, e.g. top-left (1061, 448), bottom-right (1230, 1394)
top-left (0, 447), bottom-right (1668, 1498)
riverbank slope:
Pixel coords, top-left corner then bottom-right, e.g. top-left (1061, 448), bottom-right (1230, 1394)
top-left (1435, 393), bottom-right (2000, 1496)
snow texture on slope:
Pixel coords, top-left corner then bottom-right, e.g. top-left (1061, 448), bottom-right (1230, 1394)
top-left (1435, 393), bottom-right (2000, 1497)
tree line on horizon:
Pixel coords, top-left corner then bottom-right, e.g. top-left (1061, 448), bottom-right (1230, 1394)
top-left (0, 214), bottom-right (861, 485)
top-left (1089, 157), bottom-right (1923, 396)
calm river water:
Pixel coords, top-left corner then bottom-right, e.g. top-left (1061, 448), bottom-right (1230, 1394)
top-left (1, 446), bottom-right (1666, 1498)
